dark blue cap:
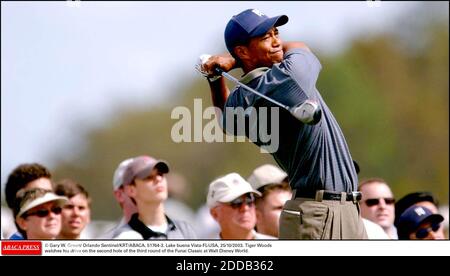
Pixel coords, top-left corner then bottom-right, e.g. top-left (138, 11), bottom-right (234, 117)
top-left (397, 205), bottom-right (444, 239)
top-left (224, 9), bottom-right (288, 54)
top-left (394, 191), bottom-right (438, 226)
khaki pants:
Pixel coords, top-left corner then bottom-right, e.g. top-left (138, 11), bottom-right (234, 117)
top-left (279, 191), bottom-right (368, 239)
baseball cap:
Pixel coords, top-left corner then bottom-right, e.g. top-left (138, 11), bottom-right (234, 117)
top-left (247, 164), bottom-right (288, 191)
top-left (207, 173), bottom-right (262, 208)
top-left (224, 8), bottom-right (288, 54)
top-left (113, 158), bottom-right (134, 191)
top-left (17, 188), bottom-right (68, 218)
top-left (113, 156), bottom-right (169, 190)
top-left (397, 205), bottom-right (444, 239)
top-left (394, 191), bottom-right (438, 226)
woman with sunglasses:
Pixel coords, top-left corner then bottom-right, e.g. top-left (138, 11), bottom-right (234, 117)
top-left (397, 205), bottom-right (445, 240)
top-left (15, 188), bottom-right (68, 240)
top-left (5, 163), bottom-right (54, 240)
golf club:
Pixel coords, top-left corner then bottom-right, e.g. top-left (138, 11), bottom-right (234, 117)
top-left (213, 67), bottom-right (321, 125)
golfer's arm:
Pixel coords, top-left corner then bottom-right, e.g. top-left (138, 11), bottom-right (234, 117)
top-left (283, 41), bottom-right (311, 53)
top-left (208, 78), bottom-right (230, 112)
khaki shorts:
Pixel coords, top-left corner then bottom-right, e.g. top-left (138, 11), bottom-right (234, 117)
top-left (279, 190), bottom-right (368, 240)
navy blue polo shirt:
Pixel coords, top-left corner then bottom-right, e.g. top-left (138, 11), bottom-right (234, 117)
top-left (223, 48), bottom-right (358, 197)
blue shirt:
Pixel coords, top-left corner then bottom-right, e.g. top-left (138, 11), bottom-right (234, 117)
top-left (223, 48), bottom-right (358, 196)
top-left (9, 232), bottom-right (24, 240)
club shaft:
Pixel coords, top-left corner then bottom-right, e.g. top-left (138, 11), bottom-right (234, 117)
top-left (217, 69), bottom-right (290, 111)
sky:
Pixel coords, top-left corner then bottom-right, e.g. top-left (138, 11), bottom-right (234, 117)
top-left (0, 1), bottom-right (425, 187)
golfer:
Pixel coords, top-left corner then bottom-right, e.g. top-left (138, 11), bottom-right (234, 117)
top-left (199, 8), bottom-right (367, 239)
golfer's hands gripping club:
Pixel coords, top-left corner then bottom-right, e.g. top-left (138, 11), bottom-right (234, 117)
top-left (195, 53), bottom-right (236, 81)
top-left (195, 53), bottom-right (321, 125)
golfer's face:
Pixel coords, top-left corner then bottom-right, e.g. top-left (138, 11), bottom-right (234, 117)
top-left (247, 27), bottom-right (284, 67)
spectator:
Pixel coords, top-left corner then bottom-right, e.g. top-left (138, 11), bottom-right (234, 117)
top-left (98, 158), bottom-right (138, 239)
top-left (394, 191), bottom-right (446, 238)
top-left (247, 164), bottom-right (291, 237)
top-left (359, 178), bottom-right (397, 239)
top-left (207, 172), bottom-right (275, 239)
top-left (4, 163), bottom-right (54, 239)
top-left (397, 205), bottom-right (445, 240)
top-left (54, 179), bottom-right (91, 239)
top-left (113, 155), bottom-right (196, 239)
top-left (15, 188), bottom-right (68, 240)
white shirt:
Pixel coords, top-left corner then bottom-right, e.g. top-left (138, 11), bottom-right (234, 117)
top-left (363, 218), bottom-right (390, 239)
top-left (387, 225), bottom-right (399, 239)
top-left (113, 224), bottom-right (144, 239)
top-left (214, 230), bottom-right (277, 240)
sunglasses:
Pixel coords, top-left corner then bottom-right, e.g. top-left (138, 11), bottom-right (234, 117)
top-left (226, 194), bottom-right (255, 209)
top-left (415, 223), bottom-right (440, 239)
top-left (364, 197), bottom-right (395, 207)
top-left (25, 206), bottom-right (62, 218)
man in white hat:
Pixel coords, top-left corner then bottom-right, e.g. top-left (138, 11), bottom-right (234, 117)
top-left (15, 188), bottom-right (68, 240)
top-left (247, 164), bottom-right (291, 238)
top-left (207, 172), bottom-right (275, 239)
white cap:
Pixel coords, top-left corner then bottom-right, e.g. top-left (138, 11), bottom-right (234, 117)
top-left (113, 158), bottom-right (134, 191)
top-left (17, 190), bottom-right (68, 218)
top-left (247, 164), bottom-right (288, 191)
top-left (207, 173), bottom-right (261, 208)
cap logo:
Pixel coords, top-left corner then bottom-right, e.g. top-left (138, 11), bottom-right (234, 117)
top-left (414, 207), bottom-right (426, 216)
top-left (251, 9), bottom-right (264, 17)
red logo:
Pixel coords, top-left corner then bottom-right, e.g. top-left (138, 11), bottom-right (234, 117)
top-left (1, 241), bottom-right (42, 255)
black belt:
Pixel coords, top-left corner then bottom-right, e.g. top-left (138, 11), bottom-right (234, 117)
top-left (295, 190), bottom-right (362, 203)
